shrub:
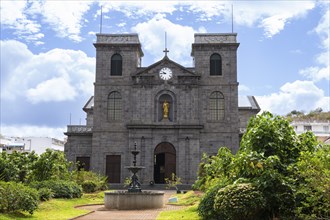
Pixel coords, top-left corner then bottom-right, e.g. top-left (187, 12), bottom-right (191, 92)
top-left (38, 187), bottom-right (53, 201)
top-left (31, 149), bottom-right (72, 182)
top-left (81, 180), bottom-right (98, 193)
top-left (213, 183), bottom-right (266, 220)
top-left (0, 181), bottom-right (39, 214)
top-left (197, 183), bottom-right (224, 220)
top-left (30, 180), bottom-right (82, 199)
top-left (71, 170), bottom-right (108, 191)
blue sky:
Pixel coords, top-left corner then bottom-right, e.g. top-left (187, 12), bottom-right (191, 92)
top-left (1, 0), bottom-right (329, 140)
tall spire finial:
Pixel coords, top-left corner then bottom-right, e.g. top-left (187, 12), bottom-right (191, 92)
top-left (231, 4), bottom-right (234, 33)
top-left (100, 6), bottom-right (103, 33)
top-left (163, 32), bottom-right (169, 56)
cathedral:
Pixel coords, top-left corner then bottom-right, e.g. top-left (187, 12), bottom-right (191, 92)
top-left (64, 32), bottom-right (260, 186)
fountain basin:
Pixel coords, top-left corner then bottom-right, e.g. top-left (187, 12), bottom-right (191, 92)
top-left (104, 191), bottom-right (165, 210)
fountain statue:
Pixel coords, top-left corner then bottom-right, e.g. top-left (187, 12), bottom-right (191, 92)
top-left (126, 142), bottom-right (144, 192)
top-left (104, 142), bottom-right (165, 210)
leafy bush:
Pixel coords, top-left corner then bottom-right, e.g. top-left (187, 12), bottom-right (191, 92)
top-left (38, 187), bottom-right (54, 201)
top-left (194, 112), bottom-right (326, 219)
top-left (31, 149), bottom-right (72, 182)
top-left (193, 148), bottom-right (233, 191)
top-left (292, 145), bottom-right (330, 219)
top-left (81, 180), bottom-right (98, 193)
top-left (71, 170), bottom-right (108, 191)
top-left (197, 183), bottom-right (224, 220)
top-left (213, 183), bottom-right (266, 220)
top-left (0, 151), bottom-right (38, 183)
top-left (30, 180), bottom-right (82, 199)
top-left (0, 181), bottom-right (39, 214)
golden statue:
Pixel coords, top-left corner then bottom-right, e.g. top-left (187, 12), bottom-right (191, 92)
top-left (163, 100), bottom-right (169, 119)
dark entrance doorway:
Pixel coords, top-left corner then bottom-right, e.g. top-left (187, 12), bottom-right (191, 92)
top-left (106, 155), bottom-right (121, 183)
top-left (154, 142), bottom-right (176, 184)
top-left (76, 156), bottom-right (90, 171)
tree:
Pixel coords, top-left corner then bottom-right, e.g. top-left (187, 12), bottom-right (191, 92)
top-left (31, 149), bottom-right (72, 181)
top-left (196, 112), bottom-right (326, 219)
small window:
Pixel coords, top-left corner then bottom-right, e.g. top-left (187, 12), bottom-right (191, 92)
top-left (209, 91), bottom-right (224, 120)
top-left (210, 53), bottom-right (222, 76)
top-left (107, 91), bottom-right (122, 120)
top-left (111, 54), bottom-right (122, 76)
top-left (304, 125), bottom-right (312, 131)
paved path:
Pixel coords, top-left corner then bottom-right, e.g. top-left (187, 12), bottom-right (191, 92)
top-left (74, 190), bottom-right (185, 220)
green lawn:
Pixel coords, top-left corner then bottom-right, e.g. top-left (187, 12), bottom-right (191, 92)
top-left (0, 192), bottom-right (104, 220)
top-left (157, 191), bottom-right (203, 220)
top-left (0, 191), bottom-right (203, 220)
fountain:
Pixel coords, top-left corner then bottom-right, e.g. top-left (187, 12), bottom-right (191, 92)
top-left (104, 142), bottom-right (165, 210)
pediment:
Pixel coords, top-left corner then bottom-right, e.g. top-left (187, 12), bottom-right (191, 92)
top-left (133, 56), bottom-right (198, 78)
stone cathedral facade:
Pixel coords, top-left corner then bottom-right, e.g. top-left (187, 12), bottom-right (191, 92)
top-left (64, 33), bottom-right (260, 185)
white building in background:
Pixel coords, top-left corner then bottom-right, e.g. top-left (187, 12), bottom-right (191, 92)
top-left (291, 120), bottom-right (330, 144)
top-left (0, 137), bottom-right (65, 155)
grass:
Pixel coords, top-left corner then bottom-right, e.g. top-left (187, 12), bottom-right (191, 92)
top-left (157, 191), bottom-right (203, 220)
top-left (157, 205), bottom-right (200, 220)
top-left (0, 192), bottom-right (104, 220)
top-left (0, 190), bottom-right (203, 220)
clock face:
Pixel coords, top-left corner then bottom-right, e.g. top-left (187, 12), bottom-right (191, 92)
top-left (159, 67), bottom-right (173, 80)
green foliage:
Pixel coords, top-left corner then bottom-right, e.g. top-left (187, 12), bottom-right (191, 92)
top-left (38, 187), bottom-right (54, 201)
top-left (193, 148), bottom-right (233, 191)
top-left (30, 180), bottom-right (82, 199)
top-left (286, 109), bottom-right (330, 121)
top-left (291, 145), bottom-right (330, 219)
top-left (81, 180), bottom-right (98, 193)
top-left (196, 111), bottom-right (328, 219)
top-left (0, 151), bottom-right (38, 182)
top-left (0, 192), bottom-right (105, 220)
top-left (31, 149), bottom-right (72, 182)
top-left (0, 181), bottom-right (39, 214)
top-left (0, 150), bottom-right (73, 183)
top-left (298, 131), bottom-right (319, 152)
top-left (197, 183), bottom-right (224, 220)
top-left (71, 170), bottom-right (108, 191)
top-left (165, 173), bottom-right (182, 191)
top-left (240, 112), bottom-right (300, 164)
top-left (213, 183), bottom-right (266, 220)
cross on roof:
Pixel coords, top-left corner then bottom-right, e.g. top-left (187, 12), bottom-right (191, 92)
top-left (163, 32), bottom-right (169, 56)
top-left (163, 48), bottom-right (169, 56)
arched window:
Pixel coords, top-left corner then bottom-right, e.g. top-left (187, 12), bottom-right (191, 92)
top-left (209, 91), bottom-right (224, 120)
top-left (210, 53), bottom-right (222, 76)
top-left (111, 54), bottom-right (122, 76)
top-left (107, 91), bottom-right (122, 120)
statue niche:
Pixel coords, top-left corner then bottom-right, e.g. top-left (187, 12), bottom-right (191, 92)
top-left (163, 100), bottom-right (169, 119)
top-left (158, 94), bottom-right (173, 122)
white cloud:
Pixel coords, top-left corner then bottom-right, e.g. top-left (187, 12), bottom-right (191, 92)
top-left (256, 80), bottom-right (329, 115)
top-left (1, 40), bottom-right (95, 103)
top-left (234, 1), bottom-right (314, 38)
top-left (0, 1), bottom-right (43, 42)
top-left (27, 78), bottom-right (77, 104)
top-left (299, 8), bottom-right (329, 82)
top-left (39, 1), bottom-right (93, 42)
top-left (238, 85), bottom-right (251, 93)
top-left (0, 0), bottom-right (93, 43)
top-left (1, 124), bottom-right (66, 140)
top-left (132, 14), bottom-right (196, 66)
top-left (1, 1), bottom-right (318, 44)
top-left (99, 1), bottom-right (177, 18)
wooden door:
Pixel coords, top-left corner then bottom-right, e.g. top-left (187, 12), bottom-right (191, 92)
top-left (106, 155), bottom-right (121, 183)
